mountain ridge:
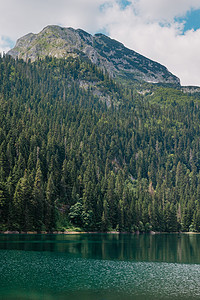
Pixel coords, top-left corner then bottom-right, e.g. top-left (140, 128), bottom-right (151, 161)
top-left (7, 25), bottom-right (180, 85)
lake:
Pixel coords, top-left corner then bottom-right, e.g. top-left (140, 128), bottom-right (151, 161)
top-left (1, 233), bottom-right (200, 300)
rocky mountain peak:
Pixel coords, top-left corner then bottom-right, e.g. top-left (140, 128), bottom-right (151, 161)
top-left (7, 25), bottom-right (180, 85)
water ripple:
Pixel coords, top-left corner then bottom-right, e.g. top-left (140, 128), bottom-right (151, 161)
top-left (1, 250), bottom-right (200, 299)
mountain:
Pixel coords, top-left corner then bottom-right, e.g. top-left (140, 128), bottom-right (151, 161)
top-left (1, 37), bottom-right (200, 233)
top-left (7, 25), bottom-right (180, 85)
top-left (3, 25), bottom-right (200, 234)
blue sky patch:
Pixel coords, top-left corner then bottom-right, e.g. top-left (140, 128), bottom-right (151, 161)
top-left (176, 9), bottom-right (200, 33)
top-left (117, 0), bottom-right (131, 10)
top-left (2, 36), bottom-right (15, 49)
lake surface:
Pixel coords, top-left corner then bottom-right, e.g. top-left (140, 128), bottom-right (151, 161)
top-left (1, 233), bottom-right (200, 300)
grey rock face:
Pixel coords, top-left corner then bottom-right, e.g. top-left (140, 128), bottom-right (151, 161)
top-left (7, 25), bottom-right (180, 85)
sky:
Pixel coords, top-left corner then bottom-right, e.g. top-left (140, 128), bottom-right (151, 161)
top-left (1, 0), bottom-right (200, 86)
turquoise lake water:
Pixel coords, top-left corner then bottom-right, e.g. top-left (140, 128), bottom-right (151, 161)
top-left (1, 233), bottom-right (200, 300)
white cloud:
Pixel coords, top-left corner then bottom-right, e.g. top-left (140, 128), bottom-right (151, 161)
top-left (132, 0), bottom-right (200, 21)
top-left (99, 1), bottom-right (200, 86)
top-left (0, 0), bottom-right (106, 41)
top-left (0, 0), bottom-right (200, 85)
top-left (0, 37), bottom-right (12, 54)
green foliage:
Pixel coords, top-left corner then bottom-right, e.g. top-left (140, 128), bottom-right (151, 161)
top-left (69, 202), bottom-right (84, 227)
top-left (1, 54), bottom-right (200, 232)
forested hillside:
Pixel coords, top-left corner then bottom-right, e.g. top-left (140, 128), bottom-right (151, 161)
top-left (1, 54), bottom-right (200, 233)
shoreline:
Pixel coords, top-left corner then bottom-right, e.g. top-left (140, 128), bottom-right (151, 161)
top-left (1, 230), bottom-right (200, 235)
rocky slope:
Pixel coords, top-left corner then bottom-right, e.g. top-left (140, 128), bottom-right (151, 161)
top-left (7, 25), bottom-right (180, 85)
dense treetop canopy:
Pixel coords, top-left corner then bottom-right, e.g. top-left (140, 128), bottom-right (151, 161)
top-left (1, 54), bottom-right (200, 233)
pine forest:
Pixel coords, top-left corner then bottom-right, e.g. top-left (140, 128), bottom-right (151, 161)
top-left (1, 54), bottom-right (200, 233)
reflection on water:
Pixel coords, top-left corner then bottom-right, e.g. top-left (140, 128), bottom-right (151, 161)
top-left (1, 233), bottom-right (200, 300)
top-left (1, 233), bottom-right (200, 263)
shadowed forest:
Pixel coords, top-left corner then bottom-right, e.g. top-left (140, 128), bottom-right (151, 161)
top-left (1, 55), bottom-right (200, 233)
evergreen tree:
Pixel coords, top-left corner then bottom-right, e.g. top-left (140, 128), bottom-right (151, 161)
top-left (45, 172), bottom-right (57, 232)
top-left (1, 55), bottom-right (200, 232)
top-left (13, 170), bottom-right (32, 231)
top-left (32, 161), bottom-right (44, 232)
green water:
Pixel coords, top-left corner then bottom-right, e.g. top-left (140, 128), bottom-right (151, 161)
top-left (1, 233), bottom-right (200, 300)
